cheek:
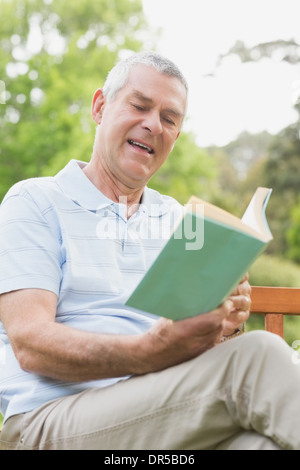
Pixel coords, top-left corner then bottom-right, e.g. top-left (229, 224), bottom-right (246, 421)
top-left (164, 133), bottom-right (178, 154)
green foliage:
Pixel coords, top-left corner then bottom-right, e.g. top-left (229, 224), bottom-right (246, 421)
top-left (217, 39), bottom-right (300, 262)
top-left (149, 131), bottom-right (217, 204)
top-left (287, 198), bottom-right (300, 263)
top-left (0, 0), bottom-right (147, 199)
top-left (0, 0), bottom-right (218, 205)
top-left (218, 130), bottom-right (273, 180)
top-left (249, 254), bottom-right (300, 287)
top-left (283, 316), bottom-right (300, 347)
top-left (207, 125), bottom-right (300, 264)
top-left (202, 146), bottom-right (241, 214)
top-left (260, 124), bottom-right (300, 256)
top-left (205, 131), bottom-right (274, 216)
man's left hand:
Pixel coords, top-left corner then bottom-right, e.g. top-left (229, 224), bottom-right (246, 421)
top-left (222, 273), bottom-right (251, 337)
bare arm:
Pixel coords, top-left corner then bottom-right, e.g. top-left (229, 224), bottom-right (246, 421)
top-left (0, 288), bottom-right (240, 382)
top-left (0, 288), bottom-right (148, 381)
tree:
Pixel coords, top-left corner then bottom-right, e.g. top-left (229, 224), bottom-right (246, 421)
top-left (218, 38), bottom-right (300, 66)
top-left (0, 0), bottom-right (217, 205)
top-left (149, 131), bottom-right (217, 204)
top-left (287, 198), bottom-right (300, 263)
top-left (0, 0), bottom-right (149, 200)
top-left (218, 39), bottom-right (300, 259)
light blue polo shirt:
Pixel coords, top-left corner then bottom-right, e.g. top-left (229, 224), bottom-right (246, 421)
top-left (0, 159), bottom-right (183, 422)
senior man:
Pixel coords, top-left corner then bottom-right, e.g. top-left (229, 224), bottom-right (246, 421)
top-left (0, 52), bottom-right (299, 450)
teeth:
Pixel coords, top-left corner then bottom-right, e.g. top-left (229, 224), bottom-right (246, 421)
top-left (128, 140), bottom-right (153, 154)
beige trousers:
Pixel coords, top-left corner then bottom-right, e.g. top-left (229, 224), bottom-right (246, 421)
top-left (0, 331), bottom-right (298, 450)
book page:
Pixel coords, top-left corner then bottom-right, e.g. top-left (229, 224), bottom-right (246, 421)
top-left (187, 196), bottom-right (263, 240)
top-left (187, 187), bottom-right (273, 242)
top-left (242, 188), bottom-right (273, 241)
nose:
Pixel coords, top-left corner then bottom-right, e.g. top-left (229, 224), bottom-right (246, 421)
top-left (142, 110), bottom-right (163, 135)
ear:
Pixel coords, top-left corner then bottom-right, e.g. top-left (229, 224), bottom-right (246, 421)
top-left (91, 88), bottom-right (105, 125)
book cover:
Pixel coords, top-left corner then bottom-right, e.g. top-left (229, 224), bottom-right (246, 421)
top-left (126, 188), bottom-right (273, 320)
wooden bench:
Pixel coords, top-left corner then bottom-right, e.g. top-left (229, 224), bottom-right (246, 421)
top-left (251, 286), bottom-right (300, 338)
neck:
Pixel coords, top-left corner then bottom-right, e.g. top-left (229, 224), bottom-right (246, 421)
top-left (83, 158), bottom-right (145, 219)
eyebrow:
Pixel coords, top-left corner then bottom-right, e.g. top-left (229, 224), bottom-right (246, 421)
top-left (131, 90), bottom-right (184, 119)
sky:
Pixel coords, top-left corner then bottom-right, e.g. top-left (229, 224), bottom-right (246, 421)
top-left (142, 0), bottom-right (300, 146)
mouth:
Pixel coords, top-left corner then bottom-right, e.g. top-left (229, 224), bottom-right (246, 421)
top-left (128, 139), bottom-right (154, 155)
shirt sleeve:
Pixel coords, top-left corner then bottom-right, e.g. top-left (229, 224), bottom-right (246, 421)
top-left (0, 183), bottom-right (63, 296)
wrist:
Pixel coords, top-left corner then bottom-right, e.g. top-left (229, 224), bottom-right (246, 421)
top-left (221, 323), bottom-right (245, 342)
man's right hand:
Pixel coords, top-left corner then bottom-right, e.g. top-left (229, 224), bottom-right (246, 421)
top-left (138, 300), bottom-right (234, 374)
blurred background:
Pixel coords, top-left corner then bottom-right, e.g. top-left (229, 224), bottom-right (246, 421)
top-left (0, 0), bottom-right (300, 342)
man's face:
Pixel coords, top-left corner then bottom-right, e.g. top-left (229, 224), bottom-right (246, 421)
top-left (92, 64), bottom-right (187, 189)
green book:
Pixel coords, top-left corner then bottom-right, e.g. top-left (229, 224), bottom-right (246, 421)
top-left (126, 187), bottom-right (273, 320)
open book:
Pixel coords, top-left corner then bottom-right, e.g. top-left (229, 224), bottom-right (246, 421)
top-left (126, 187), bottom-right (273, 320)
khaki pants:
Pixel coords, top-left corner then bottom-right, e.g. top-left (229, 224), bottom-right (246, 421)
top-left (0, 331), bottom-right (297, 450)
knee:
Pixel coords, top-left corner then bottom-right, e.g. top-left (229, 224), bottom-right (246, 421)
top-left (237, 330), bottom-right (292, 363)
top-left (244, 329), bottom-right (286, 346)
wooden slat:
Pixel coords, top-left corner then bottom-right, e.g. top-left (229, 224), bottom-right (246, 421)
top-left (251, 286), bottom-right (300, 339)
top-left (251, 286), bottom-right (300, 315)
top-left (265, 313), bottom-right (284, 338)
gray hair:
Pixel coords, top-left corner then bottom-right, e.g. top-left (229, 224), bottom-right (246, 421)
top-left (102, 51), bottom-right (188, 103)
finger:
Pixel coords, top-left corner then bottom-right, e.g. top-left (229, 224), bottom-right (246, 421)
top-left (225, 309), bottom-right (250, 326)
top-left (176, 300), bottom-right (233, 338)
top-left (209, 299), bottom-right (234, 321)
top-left (229, 294), bottom-right (252, 312)
top-left (231, 280), bottom-right (252, 298)
top-left (223, 305), bottom-right (250, 336)
top-left (239, 273), bottom-right (249, 284)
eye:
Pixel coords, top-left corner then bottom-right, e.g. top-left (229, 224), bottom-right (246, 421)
top-left (132, 103), bottom-right (145, 111)
top-left (163, 117), bottom-right (176, 126)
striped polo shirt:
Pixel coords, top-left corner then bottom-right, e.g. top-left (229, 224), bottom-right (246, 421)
top-left (0, 159), bottom-right (183, 422)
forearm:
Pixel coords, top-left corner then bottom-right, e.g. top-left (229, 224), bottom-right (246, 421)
top-left (14, 321), bottom-right (147, 382)
top-left (14, 324), bottom-right (145, 382)
top-left (13, 309), bottom-right (234, 382)
top-left (1, 289), bottom-right (152, 382)
top-left (2, 290), bottom-right (235, 383)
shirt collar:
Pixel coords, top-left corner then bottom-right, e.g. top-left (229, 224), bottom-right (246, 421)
top-left (140, 187), bottom-right (174, 216)
top-left (55, 160), bottom-right (114, 211)
top-left (55, 159), bottom-right (174, 216)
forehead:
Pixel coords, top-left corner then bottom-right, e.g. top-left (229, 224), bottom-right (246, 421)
top-left (121, 64), bottom-right (187, 115)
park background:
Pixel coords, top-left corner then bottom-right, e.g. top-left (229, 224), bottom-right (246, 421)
top-left (0, 0), bottom-right (300, 401)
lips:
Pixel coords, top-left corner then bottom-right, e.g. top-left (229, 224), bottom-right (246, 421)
top-left (128, 139), bottom-right (154, 154)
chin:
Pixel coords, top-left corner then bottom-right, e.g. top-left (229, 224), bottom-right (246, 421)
top-left (123, 163), bottom-right (153, 184)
